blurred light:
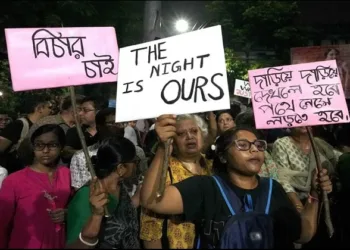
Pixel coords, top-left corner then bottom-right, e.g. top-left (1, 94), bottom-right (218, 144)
top-left (0, 91), bottom-right (3, 97)
top-left (175, 19), bottom-right (189, 33)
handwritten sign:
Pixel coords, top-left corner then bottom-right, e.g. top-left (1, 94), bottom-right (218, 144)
top-left (234, 79), bottom-right (251, 98)
top-left (5, 27), bottom-right (119, 91)
top-left (248, 60), bottom-right (350, 129)
top-left (115, 25), bottom-right (230, 122)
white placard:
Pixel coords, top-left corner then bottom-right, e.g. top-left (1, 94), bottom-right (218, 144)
top-left (115, 25), bottom-right (230, 122)
top-left (234, 79), bottom-right (251, 99)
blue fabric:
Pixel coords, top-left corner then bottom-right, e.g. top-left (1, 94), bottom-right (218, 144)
top-left (198, 176), bottom-right (274, 249)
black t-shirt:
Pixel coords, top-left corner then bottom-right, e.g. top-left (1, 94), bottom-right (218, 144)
top-left (65, 125), bottom-right (98, 150)
top-left (0, 117), bottom-right (33, 172)
top-left (0, 117), bottom-right (33, 145)
top-left (174, 174), bottom-right (301, 249)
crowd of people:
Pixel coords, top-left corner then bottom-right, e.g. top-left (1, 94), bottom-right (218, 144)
top-left (0, 92), bottom-right (349, 249)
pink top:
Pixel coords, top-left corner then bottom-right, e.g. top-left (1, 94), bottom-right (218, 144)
top-left (0, 166), bottom-right (71, 249)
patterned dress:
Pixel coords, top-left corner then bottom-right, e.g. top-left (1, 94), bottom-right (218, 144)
top-left (140, 156), bottom-right (212, 249)
top-left (272, 136), bottom-right (342, 200)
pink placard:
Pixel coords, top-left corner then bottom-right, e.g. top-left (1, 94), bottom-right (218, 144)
top-left (248, 60), bottom-right (350, 129)
top-left (5, 27), bottom-right (119, 91)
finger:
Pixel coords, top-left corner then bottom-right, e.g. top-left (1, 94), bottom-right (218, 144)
top-left (157, 114), bottom-right (177, 121)
top-left (95, 199), bottom-right (109, 208)
top-left (319, 174), bottom-right (330, 183)
top-left (319, 168), bottom-right (328, 176)
top-left (162, 132), bottom-right (177, 140)
top-left (157, 118), bottom-right (177, 127)
top-left (90, 177), bottom-right (98, 196)
top-left (97, 180), bottom-right (106, 193)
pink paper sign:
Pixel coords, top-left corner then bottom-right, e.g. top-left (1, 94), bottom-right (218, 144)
top-left (248, 60), bottom-right (350, 129)
top-left (5, 27), bottom-right (119, 91)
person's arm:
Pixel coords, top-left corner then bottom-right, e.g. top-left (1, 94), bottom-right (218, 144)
top-left (0, 177), bottom-right (16, 248)
top-left (140, 145), bottom-right (184, 214)
top-left (296, 168), bottom-right (332, 243)
top-left (272, 139), bottom-right (304, 211)
top-left (65, 187), bottom-right (103, 249)
top-left (0, 120), bottom-right (24, 153)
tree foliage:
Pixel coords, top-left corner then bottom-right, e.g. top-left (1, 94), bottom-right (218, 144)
top-left (206, 1), bottom-right (316, 64)
top-left (0, 1), bottom-right (144, 113)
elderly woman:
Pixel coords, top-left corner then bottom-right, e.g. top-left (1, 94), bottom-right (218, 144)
top-left (141, 114), bottom-right (212, 249)
top-left (141, 124), bottom-right (333, 248)
top-left (66, 137), bottom-right (141, 249)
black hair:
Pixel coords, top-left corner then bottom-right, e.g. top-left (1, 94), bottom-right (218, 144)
top-left (216, 109), bottom-right (240, 123)
top-left (30, 124), bottom-right (65, 147)
top-left (81, 96), bottom-right (102, 110)
top-left (91, 136), bottom-right (136, 179)
top-left (60, 94), bottom-right (85, 111)
top-left (25, 93), bottom-right (52, 114)
top-left (335, 123), bottom-right (350, 148)
top-left (235, 110), bottom-right (255, 127)
top-left (213, 126), bottom-right (261, 174)
top-left (324, 48), bottom-right (340, 58)
top-left (95, 108), bottom-right (116, 127)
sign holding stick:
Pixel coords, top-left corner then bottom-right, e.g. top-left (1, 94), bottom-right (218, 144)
top-left (234, 79), bottom-right (251, 99)
top-left (5, 26), bottom-right (117, 217)
top-left (248, 60), bottom-right (349, 129)
top-left (248, 60), bottom-right (349, 238)
top-left (115, 25), bottom-right (230, 122)
top-left (5, 27), bottom-right (119, 91)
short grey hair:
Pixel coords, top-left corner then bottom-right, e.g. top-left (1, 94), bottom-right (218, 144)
top-left (176, 114), bottom-right (208, 138)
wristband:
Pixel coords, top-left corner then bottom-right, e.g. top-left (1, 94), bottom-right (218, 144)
top-left (308, 193), bottom-right (319, 203)
top-left (79, 232), bottom-right (99, 246)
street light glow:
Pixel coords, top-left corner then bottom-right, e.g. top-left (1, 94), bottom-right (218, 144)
top-left (0, 91), bottom-right (3, 97)
top-left (175, 19), bottom-right (189, 33)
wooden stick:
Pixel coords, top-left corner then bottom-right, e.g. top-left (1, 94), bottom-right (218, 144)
top-left (156, 138), bottom-right (171, 198)
top-left (69, 86), bottom-right (110, 217)
top-left (306, 127), bottom-right (334, 238)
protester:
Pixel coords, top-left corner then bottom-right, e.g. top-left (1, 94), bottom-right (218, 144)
top-left (272, 126), bottom-right (342, 248)
top-left (0, 94), bottom-right (53, 173)
top-left (0, 112), bottom-right (10, 133)
top-left (66, 137), bottom-right (141, 249)
top-left (141, 122), bottom-right (333, 248)
top-left (234, 111), bottom-right (281, 181)
top-left (0, 165), bottom-right (7, 189)
top-left (70, 108), bottom-right (147, 196)
top-left (62, 97), bottom-right (99, 163)
top-left (17, 94), bottom-right (85, 166)
top-left (216, 109), bottom-right (239, 135)
top-left (0, 124), bottom-right (71, 248)
top-left (141, 114), bottom-right (213, 249)
top-left (125, 120), bottom-right (141, 146)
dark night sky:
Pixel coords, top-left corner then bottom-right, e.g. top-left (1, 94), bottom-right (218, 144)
top-left (161, 1), bottom-right (208, 37)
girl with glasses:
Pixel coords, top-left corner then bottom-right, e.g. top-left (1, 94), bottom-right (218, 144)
top-left (0, 124), bottom-right (71, 248)
top-left (141, 122), bottom-right (333, 249)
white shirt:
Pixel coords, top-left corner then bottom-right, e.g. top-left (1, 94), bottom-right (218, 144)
top-left (124, 126), bottom-right (138, 146)
top-left (0, 166), bottom-right (8, 189)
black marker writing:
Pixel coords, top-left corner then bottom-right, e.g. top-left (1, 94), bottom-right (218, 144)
top-left (130, 46), bottom-right (147, 66)
top-left (299, 97), bottom-right (332, 110)
top-left (81, 53), bottom-right (117, 78)
top-left (122, 80), bottom-right (144, 94)
top-left (160, 73), bottom-right (224, 105)
top-left (310, 83), bottom-right (340, 96)
top-left (253, 67), bottom-right (293, 90)
top-left (314, 110), bottom-right (345, 123)
top-left (149, 54), bottom-right (212, 79)
top-left (266, 114), bottom-right (308, 127)
top-left (253, 85), bottom-right (302, 104)
top-left (32, 28), bottom-right (86, 59)
top-left (299, 66), bottom-right (338, 84)
top-left (258, 100), bottom-right (295, 116)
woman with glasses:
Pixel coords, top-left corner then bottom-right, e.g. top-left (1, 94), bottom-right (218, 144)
top-left (66, 136), bottom-right (141, 249)
top-left (141, 124), bottom-right (333, 248)
top-left (0, 124), bottom-right (71, 248)
top-left (140, 114), bottom-right (212, 249)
